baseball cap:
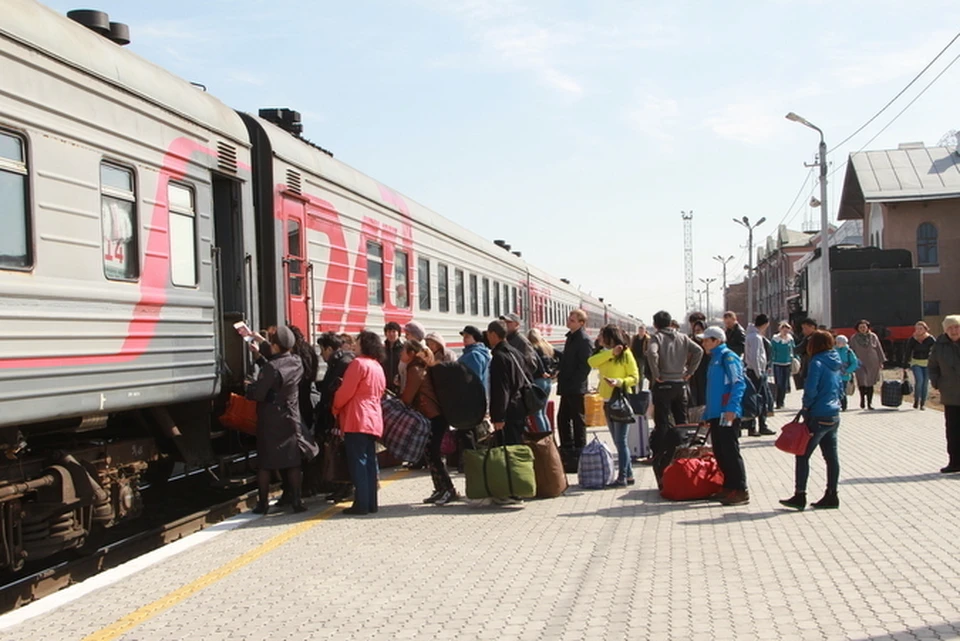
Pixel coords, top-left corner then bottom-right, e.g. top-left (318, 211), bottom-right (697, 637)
top-left (697, 326), bottom-right (726, 342)
top-left (460, 325), bottom-right (483, 342)
top-left (499, 313), bottom-right (521, 324)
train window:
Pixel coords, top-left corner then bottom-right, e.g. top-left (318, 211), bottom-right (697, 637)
top-left (418, 257), bottom-right (431, 310)
top-left (395, 250), bottom-right (409, 308)
top-left (482, 277), bottom-right (490, 316)
top-left (286, 219), bottom-right (304, 296)
top-left (493, 280), bottom-right (501, 317)
top-left (100, 162), bottom-right (139, 281)
top-left (438, 263), bottom-right (449, 312)
top-left (917, 223), bottom-right (938, 266)
top-left (367, 241), bottom-right (384, 305)
top-left (469, 274), bottom-right (478, 316)
top-left (0, 131), bottom-right (30, 269)
top-left (455, 268), bottom-right (465, 314)
top-left (168, 183), bottom-right (197, 287)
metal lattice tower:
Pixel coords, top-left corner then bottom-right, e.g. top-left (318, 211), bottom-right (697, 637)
top-left (681, 211), bottom-right (695, 312)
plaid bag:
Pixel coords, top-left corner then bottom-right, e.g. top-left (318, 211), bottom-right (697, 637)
top-left (577, 436), bottom-right (617, 489)
top-left (380, 396), bottom-right (431, 463)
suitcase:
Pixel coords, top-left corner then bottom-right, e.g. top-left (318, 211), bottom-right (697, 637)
top-left (523, 431), bottom-right (568, 498)
top-left (463, 445), bottom-right (537, 499)
top-left (881, 380), bottom-right (903, 408)
top-left (628, 415), bottom-right (650, 461)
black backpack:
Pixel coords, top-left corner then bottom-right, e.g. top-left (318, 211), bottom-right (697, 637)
top-left (429, 362), bottom-right (487, 429)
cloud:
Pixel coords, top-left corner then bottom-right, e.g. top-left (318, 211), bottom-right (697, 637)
top-left (828, 31), bottom-right (958, 89)
top-left (704, 99), bottom-right (786, 146)
top-left (624, 94), bottom-right (680, 141)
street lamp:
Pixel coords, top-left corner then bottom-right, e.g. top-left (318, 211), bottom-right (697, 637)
top-left (733, 216), bottom-right (766, 323)
top-left (713, 255), bottom-right (735, 314)
top-left (699, 277), bottom-right (717, 319)
top-left (786, 111), bottom-right (831, 326)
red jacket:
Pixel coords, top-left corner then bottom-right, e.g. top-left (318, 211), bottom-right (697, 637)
top-left (332, 356), bottom-right (386, 437)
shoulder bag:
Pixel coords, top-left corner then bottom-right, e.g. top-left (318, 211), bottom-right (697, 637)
top-left (607, 387), bottom-right (636, 424)
top-left (775, 412), bottom-right (812, 456)
top-left (507, 351), bottom-right (548, 416)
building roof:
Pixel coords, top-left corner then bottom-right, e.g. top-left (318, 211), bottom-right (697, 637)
top-left (838, 145), bottom-right (960, 219)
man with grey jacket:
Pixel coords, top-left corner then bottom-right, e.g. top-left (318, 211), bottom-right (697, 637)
top-left (743, 314), bottom-right (775, 436)
top-left (646, 310), bottom-right (704, 460)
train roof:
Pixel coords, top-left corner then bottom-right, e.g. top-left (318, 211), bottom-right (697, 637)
top-left (2, 0), bottom-right (249, 144)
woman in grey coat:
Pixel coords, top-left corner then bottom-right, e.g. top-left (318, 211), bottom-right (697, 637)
top-left (246, 325), bottom-right (319, 514)
top-left (929, 315), bottom-right (960, 473)
top-left (850, 320), bottom-right (886, 410)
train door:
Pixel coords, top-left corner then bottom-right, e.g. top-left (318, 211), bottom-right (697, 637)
top-left (282, 196), bottom-right (310, 339)
top-left (212, 174), bottom-right (248, 387)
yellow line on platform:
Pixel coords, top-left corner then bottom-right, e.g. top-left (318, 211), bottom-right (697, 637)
top-left (82, 469), bottom-right (412, 641)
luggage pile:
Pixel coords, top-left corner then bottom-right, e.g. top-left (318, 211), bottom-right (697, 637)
top-left (659, 426), bottom-right (724, 501)
top-left (463, 431), bottom-right (570, 501)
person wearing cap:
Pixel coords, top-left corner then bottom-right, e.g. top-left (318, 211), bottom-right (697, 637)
top-left (404, 321), bottom-right (426, 342)
top-left (246, 325), bottom-right (318, 514)
top-left (834, 335), bottom-right (859, 412)
top-left (382, 321), bottom-right (404, 395)
top-left (700, 325), bottom-right (749, 506)
top-left (486, 320), bottom-right (527, 446)
top-left (425, 332), bottom-right (457, 364)
top-left (743, 314), bottom-right (774, 436)
top-left (771, 321), bottom-right (796, 409)
top-left (929, 315), bottom-right (960, 473)
top-left (459, 325), bottom-right (491, 394)
top-left (500, 312), bottom-right (543, 379)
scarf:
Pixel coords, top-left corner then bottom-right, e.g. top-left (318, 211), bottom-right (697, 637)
top-left (853, 332), bottom-right (873, 348)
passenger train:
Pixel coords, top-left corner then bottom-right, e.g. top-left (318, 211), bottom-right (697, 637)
top-left (0, 2), bottom-right (637, 569)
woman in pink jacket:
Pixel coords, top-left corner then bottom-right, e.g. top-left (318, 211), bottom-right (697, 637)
top-left (333, 331), bottom-right (387, 515)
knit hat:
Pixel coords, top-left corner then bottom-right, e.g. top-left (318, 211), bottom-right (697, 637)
top-left (424, 332), bottom-right (446, 349)
top-left (836, 335), bottom-right (848, 346)
top-left (274, 325), bottom-right (295, 349)
top-left (403, 321), bottom-right (426, 342)
top-left (944, 315), bottom-right (960, 331)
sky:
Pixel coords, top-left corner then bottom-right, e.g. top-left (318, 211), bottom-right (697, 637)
top-left (41, 0), bottom-right (960, 323)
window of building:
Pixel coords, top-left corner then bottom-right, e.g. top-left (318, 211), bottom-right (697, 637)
top-left (168, 183), bottom-right (197, 287)
top-left (924, 300), bottom-right (940, 316)
top-left (394, 250), bottom-right (409, 308)
top-left (418, 257), bottom-right (431, 311)
top-left (482, 277), bottom-right (490, 316)
top-left (100, 162), bottom-right (139, 280)
top-left (469, 274), bottom-right (478, 316)
top-left (512, 287), bottom-right (518, 317)
top-left (917, 222), bottom-right (938, 266)
top-left (493, 280), bottom-right (501, 317)
top-left (367, 241), bottom-right (384, 305)
top-left (503, 284), bottom-right (510, 314)
top-left (455, 268), bottom-right (465, 314)
top-left (0, 131), bottom-right (30, 269)
top-left (438, 263), bottom-right (449, 312)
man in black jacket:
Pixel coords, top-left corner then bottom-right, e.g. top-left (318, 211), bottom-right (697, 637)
top-left (381, 321), bottom-right (403, 394)
top-left (723, 311), bottom-right (746, 357)
top-left (557, 309), bottom-right (592, 453)
top-left (793, 317), bottom-right (817, 389)
top-left (500, 313), bottom-right (542, 378)
top-left (486, 320), bottom-right (527, 446)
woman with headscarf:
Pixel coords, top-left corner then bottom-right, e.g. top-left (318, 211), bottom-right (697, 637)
top-left (849, 320), bottom-right (886, 410)
top-left (425, 332), bottom-right (457, 364)
top-left (246, 325), bottom-right (318, 514)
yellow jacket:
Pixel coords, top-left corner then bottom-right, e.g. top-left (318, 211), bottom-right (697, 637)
top-left (587, 348), bottom-right (640, 400)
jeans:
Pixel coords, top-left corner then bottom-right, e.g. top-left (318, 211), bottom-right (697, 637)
top-left (343, 432), bottom-right (379, 512)
top-left (604, 404), bottom-right (633, 482)
top-left (557, 394), bottom-right (586, 449)
top-left (710, 417), bottom-right (747, 490)
top-left (773, 364), bottom-right (791, 407)
top-left (795, 416), bottom-right (840, 494)
top-left (911, 365), bottom-right (929, 404)
top-left (532, 378), bottom-right (552, 432)
top-left (427, 416), bottom-right (455, 493)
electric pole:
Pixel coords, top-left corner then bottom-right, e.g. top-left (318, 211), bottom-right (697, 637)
top-left (713, 255), bottom-right (734, 315)
top-left (682, 211), bottom-right (695, 314)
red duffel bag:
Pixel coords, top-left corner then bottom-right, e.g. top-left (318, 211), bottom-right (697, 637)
top-left (660, 453), bottom-right (724, 501)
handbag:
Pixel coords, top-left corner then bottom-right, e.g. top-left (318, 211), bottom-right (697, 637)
top-left (626, 389), bottom-right (650, 415)
top-left (775, 412), bottom-right (812, 456)
top-left (440, 430), bottom-right (458, 457)
top-left (901, 372), bottom-right (913, 396)
top-left (790, 357), bottom-right (801, 376)
top-left (845, 379), bottom-right (856, 396)
top-left (508, 351), bottom-right (548, 416)
top-left (607, 387), bottom-right (636, 424)
top-left (220, 393), bottom-right (257, 435)
top-left (321, 432), bottom-right (350, 483)
top-left (380, 396), bottom-right (432, 463)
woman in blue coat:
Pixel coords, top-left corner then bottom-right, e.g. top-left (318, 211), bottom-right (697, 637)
top-left (780, 330), bottom-right (844, 511)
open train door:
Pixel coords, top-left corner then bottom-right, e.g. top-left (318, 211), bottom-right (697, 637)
top-left (282, 196), bottom-right (310, 339)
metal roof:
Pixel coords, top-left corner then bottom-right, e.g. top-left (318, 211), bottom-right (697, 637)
top-left (838, 145), bottom-right (960, 219)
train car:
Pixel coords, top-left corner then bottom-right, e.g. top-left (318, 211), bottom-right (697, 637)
top-left (790, 245), bottom-right (922, 364)
top-left (0, 1), bottom-right (638, 570)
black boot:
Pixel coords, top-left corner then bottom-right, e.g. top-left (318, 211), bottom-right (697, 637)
top-left (252, 502), bottom-right (270, 515)
top-left (291, 489), bottom-right (307, 513)
top-left (811, 490), bottom-right (839, 509)
top-left (779, 493), bottom-right (806, 510)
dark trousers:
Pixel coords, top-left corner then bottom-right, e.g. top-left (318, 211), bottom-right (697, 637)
top-left (710, 418), bottom-right (747, 490)
top-left (557, 394), bottom-right (586, 449)
top-left (651, 381), bottom-right (688, 456)
top-left (744, 370), bottom-right (768, 432)
top-left (859, 386), bottom-right (875, 408)
top-left (946, 405), bottom-right (960, 468)
top-left (427, 416), bottom-right (455, 493)
top-left (343, 433), bottom-right (378, 512)
top-left (498, 419), bottom-right (526, 446)
top-left (773, 365), bottom-right (791, 407)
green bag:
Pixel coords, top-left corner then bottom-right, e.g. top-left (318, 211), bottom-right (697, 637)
top-left (463, 444), bottom-right (537, 499)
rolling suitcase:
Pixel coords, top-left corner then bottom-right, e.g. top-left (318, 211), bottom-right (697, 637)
top-left (881, 380), bottom-right (903, 408)
top-left (628, 415), bottom-right (650, 461)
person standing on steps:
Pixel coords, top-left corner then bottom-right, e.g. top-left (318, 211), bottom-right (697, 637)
top-left (929, 315), bottom-right (960, 474)
top-left (780, 330), bottom-right (843, 511)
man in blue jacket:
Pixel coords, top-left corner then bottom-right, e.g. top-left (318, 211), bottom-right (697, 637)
top-left (700, 326), bottom-right (750, 506)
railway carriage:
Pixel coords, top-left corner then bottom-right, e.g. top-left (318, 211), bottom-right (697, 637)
top-left (0, 0), bottom-right (637, 570)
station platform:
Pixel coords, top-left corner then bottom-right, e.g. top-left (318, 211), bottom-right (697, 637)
top-left (1, 391), bottom-right (958, 641)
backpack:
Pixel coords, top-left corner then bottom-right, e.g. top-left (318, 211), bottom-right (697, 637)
top-left (429, 362), bottom-right (487, 429)
top-left (740, 373), bottom-right (760, 420)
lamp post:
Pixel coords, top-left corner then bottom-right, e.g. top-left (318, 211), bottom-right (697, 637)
top-left (786, 111), bottom-right (831, 326)
top-left (733, 216), bottom-right (766, 324)
top-left (695, 288), bottom-right (704, 313)
top-left (713, 255), bottom-right (734, 314)
top-left (698, 277), bottom-right (717, 319)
